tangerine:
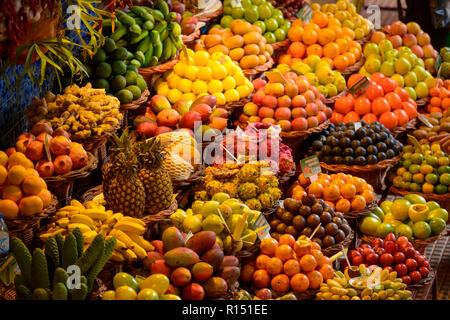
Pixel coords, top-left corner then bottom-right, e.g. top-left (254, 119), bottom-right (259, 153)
top-left (307, 270), bottom-right (324, 289)
top-left (343, 52), bottom-right (356, 66)
top-left (393, 108), bottom-right (410, 125)
top-left (324, 200), bottom-right (335, 210)
top-left (310, 241), bottom-right (321, 251)
top-left (361, 113), bottom-right (378, 123)
top-left (283, 259), bottom-right (301, 277)
top-left (271, 274), bottom-right (290, 293)
top-left (266, 257), bottom-right (284, 276)
top-left (318, 264), bottom-right (334, 280)
top-left (299, 254), bottom-right (317, 272)
top-left (302, 30), bottom-right (318, 45)
top-left (310, 249), bottom-right (324, 266)
top-left (343, 111), bottom-right (360, 123)
top-left (385, 92), bottom-right (402, 109)
top-left (354, 96), bottom-right (371, 115)
top-left (430, 96), bottom-right (441, 108)
top-left (335, 198), bottom-right (351, 212)
top-left (347, 74), bottom-right (364, 88)
top-left (402, 102), bottom-right (418, 119)
top-left (334, 96), bottom-right (354, 114)
top-left (253, 269), bottom-right (271, 289)
top-left (361, 189), bottom-right (375, 204)
top-left (279, 234), bottom-right (296, 248)
top-left (351, 195), bottom-right (367, 211)
top-left (394, 87), bottom-right (410, 101)
top-left (372, 97), bottom-right (391, 116)
top-left (240, 264), bottom-right (256, 283)
top-left (333, 55), bottom-right (349, 70)
top-left (335, 38), bottom-right (348, 54)
top-left (288, 26), bottom-right (304, 42)
top-left (256, 254), bottom-right (271, 269)
top-left (323, 42), bottom-right (339, 59)
top-left (442, 97), bottom-right (450, 110)
top-left (288, 42), bottom-right (306, 58)
top-left (323, 184), bottom-right (340, 201)
top-left (318, 28), bottom-right (336, 46)
top-left (308, 182), bottom-right (324, 197)
top-left (331, 111), bottom-right (344, 124)
top-left (290, 273), bottom-right (310, 292)
top-left (312, 11), bottom-right (328, 28)
top-left (275, 244), bottom-right (294, 262)
top-left (260, 238), bottom-right (278, 256)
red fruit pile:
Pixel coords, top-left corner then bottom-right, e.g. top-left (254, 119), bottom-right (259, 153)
top-left (332, 73), bottom-right (418, 130)
top-left (241, 72), bottom-right (332, 132)
top-left (346, 233), bottom-right (431, 285)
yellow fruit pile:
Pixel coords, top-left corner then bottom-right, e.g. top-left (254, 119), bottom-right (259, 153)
top-left (0, 151), bottom-right (52, 219)
top-left (155, 49), bottom-right (254, 106)
top-left (41, 199), bottom-right (154, 262)
top-left (195, 19), bottom-right (274, 70)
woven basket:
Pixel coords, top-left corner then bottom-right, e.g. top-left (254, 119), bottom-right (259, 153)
top-left (243, 58), bottom-right (274, 77)
top-left (271, 39), bottom-right (290, 51)
top-left (390, 186), bottom-right (450, 202)
top-left (356, 29), bottom-right (374, 46)
top-left (322, 230), bottom-right (354, 257)
top-left (416, 97), bottom-right (429, 107)
top-left (195, 1), bottom-right (223, 22)
top-left (392, 118), bottom-right (417, 138)
top-left (343, 200), bottom-right (378, 221)
top-left (341, 57), bottom-right (365, 76)
top-left (141, 199), bottom-right (178, 227)
top-left (138, 57), bottom-right (179, 83)
top-left (73, 133), bottom-right (111, 154)
top-left (224, 95), bottom-right (252, 112)
top-left (407, 267), bottom-right (435, 290)
top-left (325, 90), bottom-right (347, 106)
top-left (279, 120), bottom-right (331, 151)
top-left (119, 88), bottom-right (150, 111)
top-left (182, 21), bottom-right (206, 44)
top-left (243, 282), bottom-right (318, 300)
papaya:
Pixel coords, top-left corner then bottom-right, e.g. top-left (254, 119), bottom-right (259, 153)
top-left (220, 266), bottom-right (240, 286)
top-left (203, 277), bottom-right (227, 298)
top-left (164, 247), bottom-right (199, 267)
top-left (201, 248), bottom-right (224, 272)
top-left (186, 231), bottom-right (216, 255)
top-left (162, 227), bottom-right (185, 252)
top-left (220, 256), bottom-right (239, 269)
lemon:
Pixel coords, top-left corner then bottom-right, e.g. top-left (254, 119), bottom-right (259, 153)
top-left (212, 65), bottom-right (228, 80)
top-left (197, 66), bottom-right (213, 81)
top-left (173, 62), bottom-right (186, 77)
top-left (156, 82), bottom-right (170, 97)
top-left (167, 73), bottom-right (182, 88)
top-left (185, 65), bottom-right (199, 81)
top-left (192, 80), bottom-right (209, 95)
top-left (233, 72), bottom-right (247, 86)
top-left (213, 92), bottom-right (227, 105)
top-left (102, 290), bottom-right (116, 300)
top-left (224, 89), bottom-right (240, 102)
top-left (223, 61), bottom-right (237, 76)
top-left (222, 76), bottom-right (236, 91)
top-left (236, 85), bottom-right (252, 98)
top-left (179, 78), bottom-right (193, 93)
top-left (210, 52), bottom-right (225, 61)
top-left (208, 80), bottom-right (223, 94)
top-left (194, 51), bottom-right (210, 66)
top-left (180, 93), bottom-right (196, 102)
top-left (168, 88), bottom-right (183, 104)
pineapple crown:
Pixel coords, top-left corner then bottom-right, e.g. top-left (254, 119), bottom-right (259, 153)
top-left (138, 137), bottom-right (167, 168)
top-left (108, 128), bottom-right (140, 174)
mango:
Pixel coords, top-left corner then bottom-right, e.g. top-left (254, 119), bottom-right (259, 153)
top-left (220, 266), bottom-right (240, 286)
top-left (190, 95), bottom-right (217, 109)
top-left (164, 247), bottom-right (199, 267)
top-left (221, 256), bottom-right (239, 269)
top-left (150, 94), bottom-right (171, 114)
top-left (201, 248), bottom-right (224, 272)
top-left (203, 277), bottom-right (228, 298)
top-left (162, 227), bottom-right (185, 252)
top-left (186, 231), bottom-right (216, 254)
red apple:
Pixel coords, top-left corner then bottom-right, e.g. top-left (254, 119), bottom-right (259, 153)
top-left (396, 236), bottom-right (409, 247)
top-left (394, 252), bottom-right (405, 264)
top-left (395, 263), bottom-right (408, 276)
top-left (375, 247), bottom-right (385, 256)
top-left (405, 258), bottom-right (418, 271)
top-left (383, 266), bottom-right (394, 273)
top-left (366, 253), bottom-right (379, 266)
top-left (415, 254), bottom-right (427, 267)
top-left (383, 240), bottom-right (398, 254)
top-left (349, 250), bottom-right (361, 260)
top-left (210, 108), bottom-right (228, 119)
top-left (371, 238), bottom-right (384, 249)
top-left (157, 109), bottom-right (180, 128)
top-left (402, 33), bottom-right (417, 46)
top-left (380, 253), bottom-right (394, 266)
top-left (351, 255), bottom-right (365, 266)
top-left (180, 111), bottom-right (202, 130)
top-left (362, 247), bottom-right (375, 258)
top-left (404, 247), bottom-right (416, 259)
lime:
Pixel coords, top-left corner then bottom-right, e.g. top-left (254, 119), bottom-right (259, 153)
top-left (422, 182), bottom-right (435, 193)
top-left (281, 21), bottom-right (291, 33)
top-left (438, 156), bottom-right (450, 166)
top-left (397, 167), bottom-right (407, 175)
top-left (402, 171), bottom-right (412, 182)
top-left (412, 221), bottom-right (432, 239)
top-left (393, 176), bottom-right (403, 188)
top-left (245, 5), bottom-right (259, 23)
top-left (251, 0), bottom-right (263, 5)
top-left (113, 47), bottom-right (128, 60)
top-left (96, 62), bottom-right (112, 78)
top-left (93, 78), bottom-right (110, 91)
top-left (253, 21), bottom-right (266, 34)
top-left (404, 193), bottom-right (426, 204)
top-left (404, 145), bottom-right (414, 153)
top-left (438, 165), bottom-right (450, 175)
top-left (428, 208), bottom-right (448, 221)
top-left (380, 200), bottom-right (393, 214)
top-left (136, 75), bottom-right (147, 92)
top-left (360, 216), bottom-right (381, 236)
top-left (264, 32), bottom-right (277, 44)
top-left (264, 18), bottom-right (279, 32)
top-left (410, 153), bottom-right (423, 164)
top-left (440, 173), bottom-right (450, 185)
top-left (258, 3), bottom-right (272, 19)
top-left (220, 15), bottom-right (234, 28)
top-left (402, 159), bottom-right (412, 168)
top-left (403, 152), bottom-right (412, 159)
top-left (425, 155), bottom-right (438, 166)
top-left (274, 28), bottom-right (286, 41)
top-left (420, 164), bottom-right (433, 174)
top-left (408, 164), bottom-right (420, 174)
top-left (376, 222), bottom-right (395, 238)
top-left (395, 224), bottom-right (413, 240)
top-left (400, 181), bottom-right (411, 190)
top-left (110, 75), bottom-right (127, 92)
top-left (103, 38), bottom-right (116, 54)
top-left (426, 201), bottom-right (441, 212)
top-left (116, 89), bottom-right (133, 104)
top-left (93, 48), bottom-right (106, 63)
top-left (112, 60), bottom-right (127, 75)
top-left (223, 5), bottom-right (232, 15)
top-left (367, 212), bottom-right (382, 222)
top-left (425, 173), bottom-right (439, 184)
top-left (409, 182), bottom-right (421, 192)
top-left (434, 184), bottom-right (448, 194)
top-left (231, 6), bottom-right (244, 19)
top-left (412, 173), bottom-right (424, 183)
top-left (428, 217), bottom-right (446, 235)
top-left (127, 65), bottom-right (138, 73)
top-left (272, 9), bottom-right (285, 26)
top-left (241, 0), bottom-right (252, 7)
top-left (126, 85), bottom-right (142, 100)
top-left (125, 70), bottom-right (137, 85)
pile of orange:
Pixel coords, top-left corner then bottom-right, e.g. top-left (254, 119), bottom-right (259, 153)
top-left (425, 79), bottom-right (450, 114)
top-left (279, 12), bottom-right (363, 71)
top-left (240, 235), bottom-right (334, 297)
top-left (290, 172), bottom-right (375, 213)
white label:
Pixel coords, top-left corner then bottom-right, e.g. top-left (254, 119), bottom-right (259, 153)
top-left (253, 214), bottom-right (271, 240)
top-left (354, 122), bottom-right (361, 131)
top-left (184, 231), bottom-right (194, 244)
top-left (0, 232), bottom-right (9, 254)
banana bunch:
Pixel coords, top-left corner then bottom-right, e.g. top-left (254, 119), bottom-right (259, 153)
top-left (39, 199), bottom-right (154, 262)
top-left (316, 266), bottom-right (413, 300)
top-left (104, 1), bottom-right (182, 68)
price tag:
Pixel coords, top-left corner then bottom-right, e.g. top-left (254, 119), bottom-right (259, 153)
top-left (253, 214), bottom-right (271, 240)
top-left (348, 76), bottom-right (370, 95)
top-left (198, 0), bottom-right (211, 10)
top-left (300, 155), bottom-right (321, 181)
top-left (297, 2), bottom-right (313, 23)
top-left (436, 54), bottom-right (442, 72)
top-left (184, 231), bottom-right (193, 244)
top-left (265, 71), bottom-right (286, 84)
top-left (417, 113), bottom-right (433, 128)
top-left (354, 121), bottom-right (362, 131)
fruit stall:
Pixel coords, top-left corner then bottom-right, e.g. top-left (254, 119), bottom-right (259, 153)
top-left (1, 0), bottom-right (450, 303)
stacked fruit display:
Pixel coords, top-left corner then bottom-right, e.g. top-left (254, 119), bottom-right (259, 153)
top-left (0, 150), bottom-right (52, 219)
top-left (140, 227), bottom-right (239, 300)
top-left (240, 72), bottom-right (331, 131)
top-left (269, 196), bottom-right (352, 249)
top-left (332, 73), bottom-right (418, 129)
top-left (290, 173), bottom-right (375, 213)
top-left (316, 265), bottom-right (412, 300)
top-left (391, 142), bottom-right (450, 195)
top-left (348, 234), bottom-right (431, 285)
top-left (358, 37), bottom-right (436, 101)
top-left (360, 194), bottom-right (448, 240)
top-left (272, 0), bottom-right (305, 20)
top-left (195, 163), bottom-right (282, 211)
top-left (169, 193), bottom-right (259, 254)
top-left (102, 3), bottom-right (182, 68)
top-left (134, 94), bottom-right (228, 138)
top-left (154, 49), bottom-right (254, 105)
top-left (220, 0), bottom-right (290, 44)
top-left (438, 47), bottom-right (450, 79)
top-left (25, 84), bottom-right (122, 140)
top-left (194, 20), bottom-right (274, 70)
top-left (11, 230), bottom-right (115, 300)
top-left (413, 110), bottom-right (450, 143)
top-left (380, 21), bottom-right (437, 73)
top-left (240, 235), bottom-right (335, 297)
top-left (309, 121), bottom-right (402, 166)
top-left (278, 12), bottom-right (365, 72)
top-left (87, 37), bottom-right (148, 105)
top-left (421, 79), bottom-right (450, 114)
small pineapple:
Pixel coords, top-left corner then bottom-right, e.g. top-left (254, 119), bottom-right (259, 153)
top-left (255, 176), bottom-right (272, 193)
top-left (238, 164), bottom-right (260, 182)
top-left (195, 190), bottom-right (209, 201)
top-left (245, 198), bottom-right (262, 211)
top-left (205, 180), bottom-right (223, 197)
top-left (267, 187), bottom-right (282, 201)
top-left (222, 182), bottom-right (238, 198)
top-left (238, 182), bottom-right (259, 200)
top-left (258, 193), bottom-right (273, 209)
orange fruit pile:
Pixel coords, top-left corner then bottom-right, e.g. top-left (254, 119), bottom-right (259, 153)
top-left (290, 172), bottom-right (375, 213)
top-left (425, 79), bottom-right (450, 114)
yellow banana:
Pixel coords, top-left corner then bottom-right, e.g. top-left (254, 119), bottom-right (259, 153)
top-left (70, 199), bottom-right (85, 209)
top-left (69, 214), bottom-right (96, 229)
top-left (55, 211), bottom-right (69, 218)
top-left (84, 201), bottom-right (99, 209)
top-left (109, 229), bottom-right (135, 249)
top-left (67, 223), bottom-right (91, 233)
top-left (83, 209), bottom-right (109, 221)
top-left (106, 236), bottom-right (127, 251)
top-left (56, 217), bottom-right (70, 228)
top-left (122, 249), bottom-right (137, 261)
top-left (131, 243), bottom-right (147, 259)
top-left (61, 206), bottom-right (84, 212)
top-left (127, 233), bottom-right (154, 251)
top-left (106, 213), bottom-right (123, 226)
top-left (110, 250), bottom-right (125, 262)
top-left (39, 228), bottom-right (65, 241)
top-left (82, 230), bottom-right (98, 243)
top-left (113, 220), bottom-right (146, 235)
top-left (99, 224), bottom-right (111, 237)
top-left (120, 216), bottom-right (146, 227)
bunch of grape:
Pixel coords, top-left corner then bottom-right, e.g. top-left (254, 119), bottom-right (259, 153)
top-left (271, 0), bottom-right (305, 20)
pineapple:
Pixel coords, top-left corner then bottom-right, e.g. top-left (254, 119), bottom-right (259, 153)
top-left (103, 130), bottom-right (146, 217)
top-left (245, 198), bottom-right (262, 211)
top-left (138, 138), bottom-right (174, 214)
top-left (238, 164), bottom-right (260, 182)
top-left (238, 182), bottom-right (259, 200)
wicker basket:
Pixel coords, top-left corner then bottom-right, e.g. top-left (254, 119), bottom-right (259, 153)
top-left (390, 186), bottom-right (450, 202)
top-left (243, 58), bottom-right (274, 77)
top-left (416, 97), bottom-right (429, 107)
top-left (342, 200), bottom-right (378, 221)
top-left (407, 267), bottom-right (435, 290)
top-left (182, 21), bottom-right (206, 43)
top-left (271, 39), bottom-right (290, 51)
top-left (341, 57), bottom-right (365, 76)
top-left (73, 133), bottom-right (111, 154)
top-left (138, 57), bottom-right (179, 84)
top-left (322, 230), bottom-right (354, 257)
top-left (392, 118), bottom-right (417, 138)
top-left (325, 90), bottom-right (347, 106)
top-left (141, 200), bottom-right (178, 227)
top-left (279, 120), bottom-right (331, 151)
top-left (172, 165), bottom-right (204, 189)
top-left (119, 88), bottom-right (150, 112)
top-left (224, 95), bottom-right (252, 112)
top-left (195, 0), bottom-right (223, 22)
top-left (356, 29), bottom-right (374, 46)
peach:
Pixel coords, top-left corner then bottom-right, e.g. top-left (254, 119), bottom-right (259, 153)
top-left (307, 116), bottom-right (319, 128)
top-left (243, 102), bottom-right (259, 116)
top-left (291, 117), bottom-right (308, 131)
top-left (410, 45), bottom-right (424, 58)
top-left (370, 31), bottom-right (386, 44)
top-left (258, 107), bottom-right (275, 118)
top-left (252, 91), bottom-right (265, 105)
top-left (190, 104), bottom-right (212, 122)
top-left (277, 120), bottom-right (292, 131)
top-left (417, 32), bottom-right (431, 46)
top-left (252, 78), bottom-right (267, 91)
top-left (285, 83), bottom-right (299, 98)
top-left (423, 44), bottom-right (434, 58)
top-left (323, 107), bottom-right (333, 118)
top-left (265, 83), bottom-right (284, 96)
top-left (275, 107), bottom-right (291, 120)
top-left (248, 116), bottom-right (261, 123)
top-left (262, 95), bottom-right (278, 109)
top-left (277, 95), bottom-right (292, 108)
top-left (53, 155), bottom-right (73, 175)
top-left (292, 107), bottom-right (307, 119)
top-left (387, 35), bottom-right (402, 48)
top-left (402, 33), bottom-right (417, 47)
top-left (406, 22), bottom-right (421, 35)
top-left (303, 90), bottom-right (316, 103)
top-left (317, 111), bottom-right (328, 123)
top-left (305, 103), bottom-right (318, 116)
top-left (292, 95), bottom-right (306, 108)
top-left (209, 117), bottom-right (227, 131)
top-left (390, 21), bottom-right (407, 36)
top-left (295, 78), bottom-right (309, 93)
top-left (261, 118), bottom-right (277, 125)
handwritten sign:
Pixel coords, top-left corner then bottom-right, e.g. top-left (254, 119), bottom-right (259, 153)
top-left (300, 155), bottom-right (321, 181)
top-left (354, 121), bottom-right (362, 131)
top-left (297, 2), bottom-right (313, 23)
top-left (253, 214), bottom-right (271, 240)
top-left (348, 76), bottom-right (370, 95)
top-left (265, 71), bottom-right (287, 84)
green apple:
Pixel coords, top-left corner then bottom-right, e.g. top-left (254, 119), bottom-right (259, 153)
top-left (415, 82), bottom-right (429, 98)
top-left (404, 72), bottom-right (418, 87)
top-left (380, 60), bottom-right (395, 76)
top-left (379, 39), bottom-right (394, 54)
top-left (391, 74), bottom-right (405, 87)
top-left (394, 57), bottom-right (412, 75)
top-left (412, 65), bottom-right (427, 81)
top-left (363, 43), bottom-right (380, 58)
top-left (365, 57), bottom-right (381, 73)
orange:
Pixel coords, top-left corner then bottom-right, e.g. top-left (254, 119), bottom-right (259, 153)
top-left (336, 173), bottom-right (348, 182)
top-left (343, 52), bottom-right (356, 66)
top-left (442, 97), bottom-right (450, 110)
top-left (271, 274), bottom-right (290, 293)
top-left (329, 25), bottom-right (343, 39)
top-left (302, 30), bottom-right (318, 45)
top-left (279, 234), bottom-right (296, 248)
top-left (253, 269), bottom-right (271, 289)
top-left (298, 173), bottom-right (310, 186)
top-left (266, 257), bottom-right (284, 276)
top-left (354, 96), bottom-right (371, 115)
top-left (278, 54), bottom-right (292, 65)
top-left (310, 241), bottom-right (321, 251)
top-left (323, 42), bottom-right (339, 59)
top-left (318, 264), bottom-right (334, 280)
top-left (429, 87), bottom-right (440, 97)
top-left (275, 244), bottom-right (294, 262)
top-left (304, 22), bottom-right (320, 33)
top-left (321, 256), bottom-right (332, 266)
top-left (379, 111), bottom-right (398, 130)
top-left (343, 111), bottom-right (360, 123)
top-left (19, 195), bottom-right (43, 217)
top-left (288, 26), bottom-right (303, 42)
top-left (340, 183), bottom-right (356, 199)
top-left (22, 176), bottom-right (46, 195)
top-left (361, 189), bottom-right (375, 204)
top-left (318, 28), bottom-right (336, 45)
top-left (7, 165), bottom-right (27, 185)
top-left (393, 108), bottom-right (410, 124)
top-left (351, 195), bottom-right (367, 211)
top-left (333, 54), bottom-right (349, 70)
top-left (37, 189), bottom-right (52, 208)
top-left (0, 165), bottom-right (7, 185)
top-left (308, 182), bottom-right (323, 197)
top-left (331, 111), bottom-right (345, 124)
top-left (0, 199), bottom-right (19, 219)
top-left (299, 254), bottom-right (317, 272)
top-left (310, 249), bottom-right (324, 266)
top-left (330, 178), bottom-right (345, 188)
top-left (321, 57), bottom-right (334, 68)
top-left (350, 177), bottom-right (364, 193)
top-left (372, 97), bottom-right (391, 116)
top-left (430, 96), bottom-right (442, 108)
top-left (307, 270), bottom-right (324, 289)
top-left (430, 107), bottom-right (443, 114)
top-left (306, 44), bottom-right (323, 57)
top-left (402, 102), bottom-right (418, 119)
top-left (334, 96), bottom-right (354, 114)
top-left (349, 47), bottom-right (361, 60)
top-left (256, 254), bottom-right (271, 269)
top-left (2, 185), bottom-right (23, 203)
top-left (325, 200), bottom-right (335, 210)
top-left (362, 113), bottom-right (378, 123)
top-left (312, 11), bottom-right (328, 28)
top-left (292, 19), bottom-right (303, 28)
top-left (283, 259), bottom-right (301, 277)
top-left (290, 273), bottom-right (310, 292)
top-left (335, 198), bottom-right (351, 212)
top-left (288, 42), bottom-right (306, 58)
top-left (342, 27), bottom-right (355, 39)
top-left (260, 238), bottom-right (278, 256)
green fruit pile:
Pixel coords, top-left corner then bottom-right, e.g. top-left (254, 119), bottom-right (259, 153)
top-left (439, 47), bottom-right (450, 79)
top-left (360, 193), bottom-right (448, 240)
top-left (221, 0), bottom-right (290, 44)
top-left (88, 37), bottom-right (147, 104)
top-left (391, 142), bottom-right (450, 194)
